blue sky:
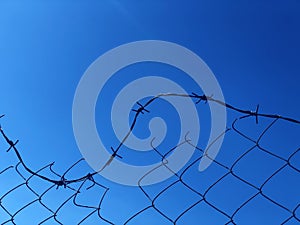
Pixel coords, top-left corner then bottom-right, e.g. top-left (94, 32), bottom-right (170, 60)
top-left (0, 1), bottom-right (299, 224)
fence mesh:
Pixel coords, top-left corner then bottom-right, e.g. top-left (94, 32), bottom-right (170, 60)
top-left (0, 94), bottom-right (299, 225)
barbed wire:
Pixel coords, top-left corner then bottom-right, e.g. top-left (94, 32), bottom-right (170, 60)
top-left (0, 93), bottom-right (299, 224)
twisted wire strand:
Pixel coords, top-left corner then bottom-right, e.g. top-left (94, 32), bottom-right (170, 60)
top-left (0, 92), bottom-right (299, 224)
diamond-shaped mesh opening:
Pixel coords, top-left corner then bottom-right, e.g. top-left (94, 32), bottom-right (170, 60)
top-left (205, 174), bottom-right (258, 216)
top-left (234, 195), bottom-right (291, 224)
top-left (232, 147), bottom-right (284, 186)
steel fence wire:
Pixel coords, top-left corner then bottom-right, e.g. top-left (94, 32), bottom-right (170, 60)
top-left (0, 94), bottom-right (299, 225)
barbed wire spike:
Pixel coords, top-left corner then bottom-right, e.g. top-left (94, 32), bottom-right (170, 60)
top-left (255, 104), bottom-right (259, 124)
top-left (132, 101), bottom-right (150, 114)
top-left (56, 176), bottom-right (68, 189)
top-left (6, 140), bottom-right (19, 152)
top-left (110, 147), bottom-right (122, 159)
top-left (191, 92), bottom-right (212, 104)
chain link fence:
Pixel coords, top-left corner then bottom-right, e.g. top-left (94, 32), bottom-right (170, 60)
top-left (0, 94), bottom-right (299, 225)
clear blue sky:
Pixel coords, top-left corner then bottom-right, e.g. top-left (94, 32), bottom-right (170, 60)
top-left (0, 1), bottom-right (299, 224)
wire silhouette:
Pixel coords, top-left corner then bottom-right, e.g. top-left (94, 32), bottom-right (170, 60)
top-left (0, 93), bottom-right (299, 225)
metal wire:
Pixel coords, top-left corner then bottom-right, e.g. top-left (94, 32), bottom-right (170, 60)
top-left (0, 93), bottom-right (299, 224)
